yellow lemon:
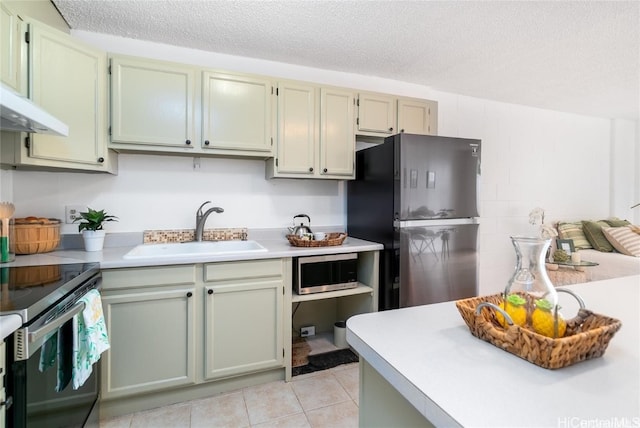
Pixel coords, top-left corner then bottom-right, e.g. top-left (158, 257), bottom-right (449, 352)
top-left (496, 294), bottom-right (527, 327)
top-left (531, 299), bottom-right (566, 338)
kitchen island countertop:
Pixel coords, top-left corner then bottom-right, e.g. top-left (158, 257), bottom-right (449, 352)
top-left (347, 275), bottom-right (640, 427)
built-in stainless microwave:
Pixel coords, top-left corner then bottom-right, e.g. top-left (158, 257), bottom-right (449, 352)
top-left (294, 253), bottom-right (359, 295)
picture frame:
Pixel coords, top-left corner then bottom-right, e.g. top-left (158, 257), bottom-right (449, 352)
top-left (556, 238), bottom-right (575, 254)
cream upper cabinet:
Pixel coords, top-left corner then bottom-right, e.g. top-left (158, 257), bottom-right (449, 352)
top-left (271, 81), bottom-right (317, 176)
top-left (110, 55), bottom-right (197, 149)
top-left (1, 2), bottom-right (25, 93)
top-left (319, 87), bottom-right (355, 177)
top-left (397, 97), bottom-right (438, 136)
top-left (203, 259), bottom-right (284, 380)
top-left (356, 92), bottom-right (396, 136)
top-left (267, 83), bottom-right (355, 179)
top-left (202, 71), bottom-right (273, 154)
top-left (17, 21), bottom-right (116, 172)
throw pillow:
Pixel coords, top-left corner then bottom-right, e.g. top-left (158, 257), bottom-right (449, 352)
top-left (557, 222), bottom-right (592, 250)
top-left (604, 218), bottom-right (631, 227)
top-left (602, 226), bottom-right (640, 257)
top-left (582, 220), bottom-right (614, 252)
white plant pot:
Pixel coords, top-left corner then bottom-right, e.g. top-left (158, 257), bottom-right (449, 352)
top-left (82, 230), bottom-right (106, 252)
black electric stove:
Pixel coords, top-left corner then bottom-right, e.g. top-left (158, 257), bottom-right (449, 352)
top-left (3, 262), bottom-right (102, 428)
top-left (0, 262), bottom-right (100, 324)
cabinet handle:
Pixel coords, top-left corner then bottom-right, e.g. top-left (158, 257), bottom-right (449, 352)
top-left (204, 140), bottom-right (210, 146)
top-left (388, 127), bottom-right (394, 132)
top-left (309, 167), bottom-right (314, 172)
top-left (400, 129), bottom-right (405, 133)
top-left (0, 396), bottom-right (12, 408)
top-left (323, 168), bottom-right (328, 173)
top-left (97, 157), bottom-right (104, 163)
top-left (186, 292), bottom-right (193, 298)
top-left (185, 140), bottom-right (191, 145)
top-left (208, 289), bottom-right (213, 295)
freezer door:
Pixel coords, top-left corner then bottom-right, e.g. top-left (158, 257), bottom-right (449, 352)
top-left (399, 223), bottom-right (478, 307)
top-left (395, 134), bottom-right (480, 220)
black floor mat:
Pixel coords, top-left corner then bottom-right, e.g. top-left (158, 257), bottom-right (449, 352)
top-left (292, 349), bottom-right (359, 376)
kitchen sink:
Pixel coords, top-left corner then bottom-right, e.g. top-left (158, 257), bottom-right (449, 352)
top-left (123, 240), bottom-right (267, 259)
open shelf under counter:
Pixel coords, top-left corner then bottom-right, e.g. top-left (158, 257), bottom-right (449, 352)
top-left (291, 283), bottom-right (374, 303)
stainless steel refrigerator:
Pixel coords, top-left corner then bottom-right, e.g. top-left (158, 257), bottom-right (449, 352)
top-left (347, 133), bottom-right (481, 310)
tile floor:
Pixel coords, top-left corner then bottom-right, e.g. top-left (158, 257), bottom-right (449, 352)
top-left (99, 363), bottom-right (360, 428)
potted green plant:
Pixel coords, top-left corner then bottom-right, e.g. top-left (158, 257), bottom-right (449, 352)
top-left (74, 208), bottom-right (118, 251)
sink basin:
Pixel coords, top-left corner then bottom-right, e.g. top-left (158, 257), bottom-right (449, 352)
top-left (123, 240), bottom-right (267, 259)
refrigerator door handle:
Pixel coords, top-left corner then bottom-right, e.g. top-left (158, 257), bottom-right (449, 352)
top-left (394, 218), bottom-right (481, 228)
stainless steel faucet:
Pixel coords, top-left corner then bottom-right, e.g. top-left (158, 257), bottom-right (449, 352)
top-left (195, 201), bottom-right (224, 241)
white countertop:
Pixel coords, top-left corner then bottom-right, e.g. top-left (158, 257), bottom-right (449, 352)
top-left (0, 235), bottom-right (383, 341)
top-left (2, 236), bottom-right (383, 269)
top-left (347, 275), bottom-right (640, 427)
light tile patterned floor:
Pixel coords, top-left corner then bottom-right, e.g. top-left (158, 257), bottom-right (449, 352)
top-left (100, 363), bottom-right (359, 428)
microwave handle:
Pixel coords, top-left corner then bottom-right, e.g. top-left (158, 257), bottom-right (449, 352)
top-left (26, 301), bottom-right (85, 344)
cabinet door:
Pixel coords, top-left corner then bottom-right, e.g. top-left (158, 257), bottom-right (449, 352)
top-left (110, 56), bottom-right (197, 148)
top-left (28, 23), bottom-right (111, 170)
top-left (202, 72), bottom-right (272, 153)
top-left (398, 98), bottom-right (437, 135)
top-left (275, 82), bottom-right (317, 175)
top-left (320, 88), bottom-right (355, 177)
top-left (204, 279), bottom-right (283, 380)
top-left (0, 2), bottom-right (24, 92)
top-left (357, 93), bottom-right (396, 135)
top-left (101, 288), bottom-right (196, 398)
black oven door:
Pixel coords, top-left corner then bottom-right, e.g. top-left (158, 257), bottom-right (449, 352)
top-left (8, 317), bottom-right (99, 428)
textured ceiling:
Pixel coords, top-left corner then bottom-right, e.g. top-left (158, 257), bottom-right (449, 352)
top-left (52, 0), bottom-right (639, 120)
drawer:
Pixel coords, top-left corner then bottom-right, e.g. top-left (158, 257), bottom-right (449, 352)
top-left (204, 259), bottom-right (282, 282)
top-left (102, 265), bottom-right (197, 290)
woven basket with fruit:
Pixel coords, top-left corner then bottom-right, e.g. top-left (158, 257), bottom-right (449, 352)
top-left (455, 290), bottom-right (622, 369)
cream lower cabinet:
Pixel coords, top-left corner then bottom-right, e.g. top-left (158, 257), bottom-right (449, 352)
top-left (101, 260), bottom-right (287, 403)
top-left (203, 259), bottom-right (284, 380)
top-left (266, 83), bottom-right (355, 179)
top-left (109, 55), bottom-right (197, 150)
top-left (8, 20), bottom-right (116, 173)
top-left (100, 266), bottom-right (197, 399)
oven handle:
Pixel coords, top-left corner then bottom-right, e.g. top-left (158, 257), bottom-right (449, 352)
top-left (27, 301), bottom-right (85, 344)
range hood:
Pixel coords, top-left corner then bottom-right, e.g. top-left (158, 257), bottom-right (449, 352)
top-left (0, 83), bottom-right (69, 136)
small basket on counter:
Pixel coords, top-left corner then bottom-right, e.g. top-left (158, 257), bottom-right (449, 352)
top-left (14, 217), bottom-right (61, 254)
top-left (455, 292), bottom-right (622, 369)
top-left (286, 233), bottom-right (347, 247)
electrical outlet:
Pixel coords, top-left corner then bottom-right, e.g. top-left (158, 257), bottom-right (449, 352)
top-left (65, 205), bottom-right (86, 224)
top-left (300, 326), bottom-right (315, 337)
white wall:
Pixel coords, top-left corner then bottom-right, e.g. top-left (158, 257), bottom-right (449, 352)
top-left (11, 155), bottom-right (345, 233)
top-left (611, 119), bottom-right (640, 224)
top-left (6, 31), bottom-right (634, 295)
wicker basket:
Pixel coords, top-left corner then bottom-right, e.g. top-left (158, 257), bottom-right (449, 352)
top-left (286, 233), bottom-right (347, 247)
top-left (14, 219), bottom-right (61, 254)
top-left (455, 294), bottom-right (622, 369)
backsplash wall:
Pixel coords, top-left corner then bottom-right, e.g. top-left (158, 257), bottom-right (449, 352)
top-left (11, 154), bottom-right (345, 234)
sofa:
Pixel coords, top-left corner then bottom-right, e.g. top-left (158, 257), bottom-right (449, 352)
top-left (553, 218), bottom-right (640, 282)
